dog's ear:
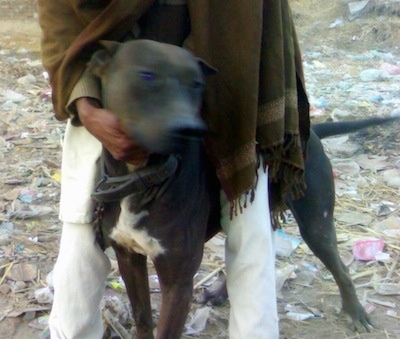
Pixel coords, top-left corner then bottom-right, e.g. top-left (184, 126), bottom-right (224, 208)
top-left (87, 40), bottom-right (121, 78)
top-left (99, 40), bottom-right (121, 54)
top-left (197, 58), bottom-right (218, 76)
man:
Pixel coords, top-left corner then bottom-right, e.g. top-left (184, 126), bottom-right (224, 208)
top-left (38, 0), bottom-right (309, 338)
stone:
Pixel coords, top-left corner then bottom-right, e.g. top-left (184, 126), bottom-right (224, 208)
top-left (0, 284), bottom-right (12, 295)
top-left (34, 287), bottom-right (54, 304)
top-left (348, 0), bottom-right (370, 19)
top-left (359, 69), bottom-right (390, 82)
top-left (12, 280), bottom-right (27, 292)
top-left (2, 89), bottom-right (27, 103)
top-left (17, 74), bottom-right (37, 86)
top-left (6, 263), bottom-right (38, 282)
top-left (382, 169), bottom-right (400, 188)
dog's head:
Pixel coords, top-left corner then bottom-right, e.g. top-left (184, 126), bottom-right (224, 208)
top-left (87, 39), bottom-right (216, 154)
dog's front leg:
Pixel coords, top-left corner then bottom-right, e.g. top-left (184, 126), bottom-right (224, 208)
top-left (153, 246), bottom-right (204, 339)
top-left (113, 243), bottom-right (154, 339)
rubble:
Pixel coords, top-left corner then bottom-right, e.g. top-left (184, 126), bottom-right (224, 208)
top-left (348, 0), bottom-right (400, 20)
top-left (0, 2), bottom-right (399, 338)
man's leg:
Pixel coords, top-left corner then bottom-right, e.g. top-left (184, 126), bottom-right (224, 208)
top-left (49, 222), bottom-right (111, 339)
top-left (49, 121), bottom-right (111, 338)
top-left (220, 166), bottom-right (279, 339)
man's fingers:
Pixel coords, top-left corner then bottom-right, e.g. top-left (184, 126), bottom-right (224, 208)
top-left (76, 98), bottom-right (149, 164)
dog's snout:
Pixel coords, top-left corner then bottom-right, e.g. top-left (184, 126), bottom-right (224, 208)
top-left (167, 113), bottom-right (207, 134)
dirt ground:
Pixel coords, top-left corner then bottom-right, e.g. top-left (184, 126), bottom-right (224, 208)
top-left (0, 1), bottom-right (399, 338)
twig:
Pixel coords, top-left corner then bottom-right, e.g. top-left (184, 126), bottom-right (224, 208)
top-left (385, 254), bottom-right (399, 280)
top-left (366, 297), bottom-right (396, 308)
top-left (194, 266), bottom-right (224, 290)
top-left (386, 312), bottom-right (400, 320)
top-left (0, 262), bottom-right (14, 285)
top-left (41, 165), bottom-right (61, 186)
top-left (102, 309), bottom-right (131, 339)
top-left (386, 243), bottom-right (400, 251)
top-left (354, 224), bottom-right (382, 237)
top-left (289, 282), bottom-right (313, 288)
top-left (351, 270), bottom-right (375, 280)
top-left (355, 277), bottom-right (390, 289)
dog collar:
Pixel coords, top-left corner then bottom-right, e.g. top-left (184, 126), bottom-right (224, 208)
top-left (91, 154), bottom-right (178, 202)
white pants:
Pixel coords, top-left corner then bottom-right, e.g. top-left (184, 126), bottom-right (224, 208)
top-left (221, 167), bottom-right (278, 339)
top-left (49, 120), bottom-right (278, 338)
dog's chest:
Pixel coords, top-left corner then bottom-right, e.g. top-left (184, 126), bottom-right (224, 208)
top-left (110, 196), bottom-right (165, 259)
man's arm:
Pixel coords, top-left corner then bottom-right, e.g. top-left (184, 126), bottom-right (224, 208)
top-left (38, 0), bottom-right (150, 164)
top-left (38, 0), bottom-right (154, 120)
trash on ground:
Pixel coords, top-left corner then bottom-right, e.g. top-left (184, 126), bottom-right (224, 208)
top-left (352, 239), bottom-right (385, 261)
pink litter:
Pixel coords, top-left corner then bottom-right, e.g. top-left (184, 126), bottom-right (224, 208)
top-left (379, 62), bottom-right (400, 75)
top-left (352, 239), bottom-right (385, 261)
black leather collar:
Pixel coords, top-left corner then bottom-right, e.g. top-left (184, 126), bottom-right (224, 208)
top-left (91, 154), bottom-right (178, 202)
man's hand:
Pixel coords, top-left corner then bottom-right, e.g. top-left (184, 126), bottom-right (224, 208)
top-left (76, 97), bottom-right (149, 165)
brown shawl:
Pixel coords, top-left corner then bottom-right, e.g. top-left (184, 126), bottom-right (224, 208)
top-left (187, 0), bottom-right (310, 219)
top-left (38, 0), bottom-right (310, 221)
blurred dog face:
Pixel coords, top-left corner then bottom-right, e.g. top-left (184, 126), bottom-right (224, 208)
top-left (88, 39), bottom-right (216, 154)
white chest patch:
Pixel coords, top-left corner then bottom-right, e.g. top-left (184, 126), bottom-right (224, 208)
top-left (110, 196), bottom-right (165, 260)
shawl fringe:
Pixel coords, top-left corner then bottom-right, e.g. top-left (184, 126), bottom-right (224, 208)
top-left (229, 132), bottom-right (307, 229)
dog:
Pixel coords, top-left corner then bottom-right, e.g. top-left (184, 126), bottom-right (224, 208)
top-left (88, 38), bottom-right (397, 336)
top-left (88, 39), bottom-right (220, 338)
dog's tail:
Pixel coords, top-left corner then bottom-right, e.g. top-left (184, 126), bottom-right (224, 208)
top-left (312, 116), bottom-right (399, 140)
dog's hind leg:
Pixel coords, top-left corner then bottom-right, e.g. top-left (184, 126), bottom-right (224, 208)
top-left (286, 131), bottom-right (372, 330)
top-left (113, 243), bottom-right (154, 339)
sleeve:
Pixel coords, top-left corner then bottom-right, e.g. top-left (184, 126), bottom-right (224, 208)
top-left (38, 0), bottom-right (105, 120)
top-left (66, 69), bottom-right (102, 125)
top-left (38, 0), bottom-right (154, 121)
